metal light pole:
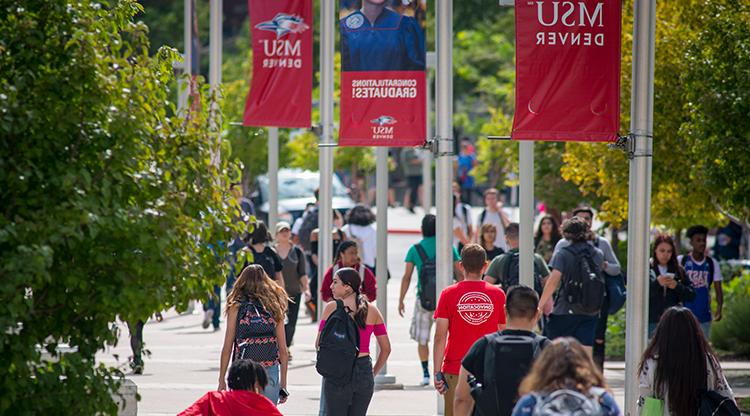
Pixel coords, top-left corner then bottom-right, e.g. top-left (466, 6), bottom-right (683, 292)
top-left (422, 52), bottom-right (436, 213)
top-left (209, 0), bottom-right (222, 168)
top-left (624, 0), bottom-right (656, 414)
top-left (436, 1), bottom-right (453, 413)
top-left (375, 147), bottom-right (396, 385)
top-left (268, 127), bottom-right (279, 232)
top-left (318, 0), bottom-right (335, 320)
top-left (518, 141), bottom-right (535, 288)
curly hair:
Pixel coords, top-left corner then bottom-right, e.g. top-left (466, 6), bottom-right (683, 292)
top-left (225, 264), bottom-right (288, 322)
top-left (346, 204), bottom-right (376, 226)
top-left (561, 216), bottom-right (589, 243)
top-left (519, 337), bottom-right (608, 395)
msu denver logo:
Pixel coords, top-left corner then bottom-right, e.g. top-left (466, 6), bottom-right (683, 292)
top-left (255, 13), bottom-right (310, 38)
top-left (370, 116), bottom-right (397, 126)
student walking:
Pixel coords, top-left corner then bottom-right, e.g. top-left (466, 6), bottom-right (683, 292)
top-left (398, 214), bottom-right (461, 386)
top-left (180, 359), bottom-right (283, 416)
top-left (648, 233), bottom-right (695, 337)
top-left (512, 338), bottom-right (621, 415)
top-left (274, 221), bottom-right (311, 350)
top-left (638, 306), bottom-right (736, 416)
top-left (321, 240), bottom-right (377, 303)
top-left (453, 194), bottom-right (473, 254)
top-left (317, 267), bottom-right (391, 416)
top-left (534, 215), bottom-right (561, 264)
top-left (475, 188), bottom-right (511, 252)
top-left (552, 206), bottom-right (621, 367)
top-left (478, 223), bottom-right (505, 261)
top-left (434, 244), bottom-right (506, 416)
top-left (244, 221), bottom-right (285, 290)
top-left (218, 265), bottom-right (289, 405)
top-left (679, 225), bottom-right (723, 339)
top-left (539, 217), bottom-right (605, 354)
top-left (485, 223), bottom-right (549, 296)
top-left (455, 286), bottom-right (551, 416)
top-left (342, 205), bottom-right (378, 274)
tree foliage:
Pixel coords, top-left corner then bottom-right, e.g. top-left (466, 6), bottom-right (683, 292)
top-left (0, 1), bottom-right (235, 413)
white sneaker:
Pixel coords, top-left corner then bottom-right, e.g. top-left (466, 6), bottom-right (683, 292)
top-left (202, 309), bottom-right (214, 329)
top-left (420, 375), bottom-right (430, 386)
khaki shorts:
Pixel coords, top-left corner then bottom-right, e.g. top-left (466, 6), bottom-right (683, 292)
top-left (409, 298), bottom-right (434, 345)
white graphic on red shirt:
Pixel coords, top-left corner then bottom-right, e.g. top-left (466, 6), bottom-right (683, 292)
top-left (457, 292), bottom-right (494, 325)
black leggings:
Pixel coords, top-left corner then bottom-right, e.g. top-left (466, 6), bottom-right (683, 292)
top-left (322, 356), bottom-right (374, 416)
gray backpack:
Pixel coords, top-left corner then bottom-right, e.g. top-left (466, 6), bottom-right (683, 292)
top-left (532, 387), bottom-right (607, 416)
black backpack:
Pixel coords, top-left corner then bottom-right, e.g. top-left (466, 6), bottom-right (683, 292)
top-left (414, 244), bottom-right (437, 311)
top-left (297, 207), bottom-right (319, 252)
top-left (698, 390), bottom-right (740, 416)
top-left (500, 251), bottom-right (545, 295)
top-left (316, 299), bottom-right (360, 385)
top-left (471, 332), bottom-right (550, 416)
top-left (560, 243), bottom-right (605, 315)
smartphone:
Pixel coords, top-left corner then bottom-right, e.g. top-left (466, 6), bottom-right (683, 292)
top-left (279, 388), bottom-right (289, 399)
top-left (435, 372), bottom-right (448, 394)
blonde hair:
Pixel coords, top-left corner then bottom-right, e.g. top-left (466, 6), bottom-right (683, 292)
top-left (518, 337), bottom-right (608, 395)
top-left (225, 264), bottom-right (288, 322)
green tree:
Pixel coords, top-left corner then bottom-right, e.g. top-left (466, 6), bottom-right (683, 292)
top-left (0, 1), bottom-right (235, 413)
top-left (681, 0), bottom-right (750, 227)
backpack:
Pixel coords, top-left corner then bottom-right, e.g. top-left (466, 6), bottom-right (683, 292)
top-left (698, 390), bottom-right (740, 416)
top-left (414, 244), bottom-right (437, 311)
top-left (316, 299), bottom-right (360, 385)
top-left (593, 238), bottom-right (627, 315)
top-left (297, 207), bottom-right (319, 252)
top-left (471, 332), bottom-right (550, 416)
top-left (233, 300), bottom-right (277, 363)
top-left (560, 243), bottom-right (605, 315)
top-left (531, 387), bottom-right (608, 415)
top-left (681, 254), bottom-right (716, 285)
top-left (500, 251), bottom-right (545, 295)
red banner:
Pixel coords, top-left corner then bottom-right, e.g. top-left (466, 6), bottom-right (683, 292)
top-left (338, 2), bottom-right (427, 147)
top-left (512, 0), bottom-right (621, 142)
top-left (243, 0), bottom-right (312, 128)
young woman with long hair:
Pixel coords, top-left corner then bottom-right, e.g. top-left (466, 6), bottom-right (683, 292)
top-left (320, 240), bottom-right (378, 303)
top-left (218, 265), bottom-right (289, 406)
top-left (534, 215), bottom-right (561, 264)
top-left (638, 307), bottom-right (735, 415)
top-left (512, 337), bottom-right (621, 415)
top-left (316, 267), bottom-right (391, 416)
top-left (479, 223), bottom-right (504, 261)
top-left (647, 234), bottom-right (695, 336)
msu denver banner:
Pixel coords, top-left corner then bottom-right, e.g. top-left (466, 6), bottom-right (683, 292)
top-left (512, 0), bottom-right (621, 142)
top-left (339, 1), bottom-right (426, 147)
top-left (243, 0), bottom-right (312, 128)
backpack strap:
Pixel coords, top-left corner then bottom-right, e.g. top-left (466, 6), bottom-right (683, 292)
top-left (414, 243), bottom-right (429, 263)
top-left (501, 251), bottom-right (517, 287)
top-left (707, 256), bottom-right (715, 285)
top-left (479, 209), bottom-right (487, 225)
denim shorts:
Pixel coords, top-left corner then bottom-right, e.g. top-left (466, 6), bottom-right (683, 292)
top-left (546, 314), bottom-right (598, 346)
top-left (262, 363), bottom-right (280, 405)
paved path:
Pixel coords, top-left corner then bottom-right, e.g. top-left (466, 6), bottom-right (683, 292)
top-left (97, 230), bottom-right (749, 415)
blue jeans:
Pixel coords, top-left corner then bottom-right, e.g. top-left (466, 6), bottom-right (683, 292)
top-left (203, 285), bottom-right (221, 329)
top-left (701, 321), bottom-right (712, 340)
top-left (263, 363), bottom-right (280, 405)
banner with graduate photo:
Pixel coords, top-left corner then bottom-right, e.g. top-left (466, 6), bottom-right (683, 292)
top-left (339, 0), bottom-right (427, 147)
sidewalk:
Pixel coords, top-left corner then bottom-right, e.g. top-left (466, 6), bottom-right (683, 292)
top-left (384, 206), bottom-right (520, 234)
top-left (96, 232), bottom-right (749, 415)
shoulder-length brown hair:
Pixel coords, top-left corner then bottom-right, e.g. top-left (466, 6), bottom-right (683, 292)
top-left (225, 264), bottom-right (288, 322)
top-left (518, 337), bottom-right (608, 395)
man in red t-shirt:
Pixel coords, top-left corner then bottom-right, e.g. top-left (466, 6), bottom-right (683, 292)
top-left (433, 244), bottom-right (506, 416)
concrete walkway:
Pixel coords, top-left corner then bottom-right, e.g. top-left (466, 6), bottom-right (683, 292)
top-left (97, 231), bottom-right (749, 415)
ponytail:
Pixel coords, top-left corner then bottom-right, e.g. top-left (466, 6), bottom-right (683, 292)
top-left (354, 293), bottom-right (369, 329)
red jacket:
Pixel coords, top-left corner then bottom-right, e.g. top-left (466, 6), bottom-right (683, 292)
top-left (321, 261), bottom-right (377, 302)
top-left (178, 390), bottom-right (283, 416)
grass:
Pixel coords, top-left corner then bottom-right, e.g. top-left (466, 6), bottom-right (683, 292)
top-left (737, 397), bottom-right (750, 413)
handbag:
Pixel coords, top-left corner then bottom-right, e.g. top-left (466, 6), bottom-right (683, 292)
top-left (641, 396), bottom-right (664, 416)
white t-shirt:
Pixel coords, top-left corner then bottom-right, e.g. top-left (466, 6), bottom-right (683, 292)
top-left (453, 204), bottom-right (472, 249)
top-left (291, 216), bottom-right (304, 235)
top-left (342, 223), bottom-right (377, 268)
top-left (476, 209), bottom-right (507, 250)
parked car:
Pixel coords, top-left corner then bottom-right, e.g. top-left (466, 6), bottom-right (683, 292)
top-left (252, 168), bottom-right (356, 224)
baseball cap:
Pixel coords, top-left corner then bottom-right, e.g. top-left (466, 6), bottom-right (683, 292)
top-left (275, 221), bottom-right (291, 234)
